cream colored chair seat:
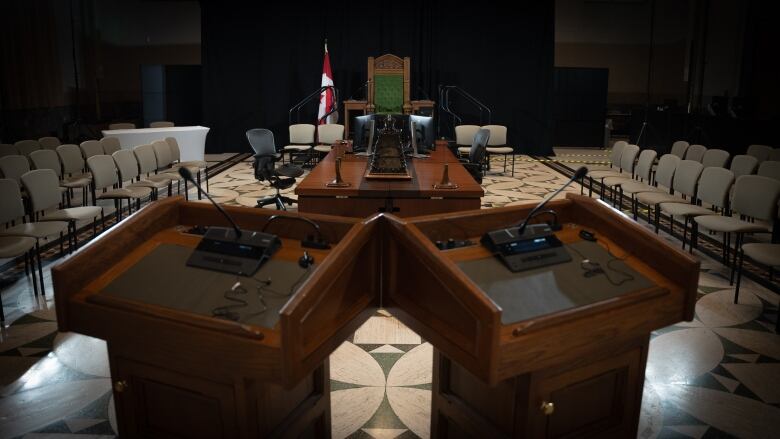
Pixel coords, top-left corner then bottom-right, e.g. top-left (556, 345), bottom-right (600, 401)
top-left (486, 146), bottom-right (513, 154)
top-left (283, 144), bottom-right (312, 151)
top-left (657, 202), bottom-right (713, 217)
top-left (741, 244), bottom-right (780, 267)
top-left (0, 235), bottom-right (36, 256)
top-left (42, 206), bottom-right (103, 222)
top-left (96, 186), bottom-right (152, 200)
top-left (635, 191), bottom-right (681, 206)
top-left (1, 221), bottom-right (69, 240)
top-left (457, 146), bottom-right (471, 155)
top-left (618, 181), bottom-right (661, 195)
top-left (695, 215), bottom-right (770, 234)
top-left (314, 145), bottom-right (332, 153)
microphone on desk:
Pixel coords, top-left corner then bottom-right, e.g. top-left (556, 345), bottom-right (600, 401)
top-left (480, 166), bottom-right (587, 273)
top-left (179, 167), bottom-right (280, 276)
top-left (516, 166), bottom-right (588, 235)
top-left (179, 167), bottom-right (242, 239)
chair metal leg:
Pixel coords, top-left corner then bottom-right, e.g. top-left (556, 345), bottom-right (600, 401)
top-left (35, 241), bottom-right (45, 296)
top-left (511, 154), bottom-right (515, 176)
top-left (734, 246), bottom-right (744, 303)
top-left (654, 205), bottom-right (660, 233)
top-left (730, 233), bottom-right (742, 285)
top-left (196, 172), bottom-right (203, 200)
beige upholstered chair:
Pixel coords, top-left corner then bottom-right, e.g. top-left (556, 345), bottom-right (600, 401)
top-left (0, 155), bottom-right (31, 185)
top-left (617, 154), bottom-right (679, 219)
top-left (112, 150), bottom-right (168, 201)
top-left (602, 148), bottom-right (657, 211)
top-left (133, 144), bottom-right (174, 197)
top-left (0, 234), bottom-right (39, 320)
top-left (38, 136), bottom-right (61, 150)
top-left (701, 149), bottom-right (730, 168)
top-left (79, 140), bottom-right (103, 159)
top-left (584, 141), bottom-right (630, 196)
top-left (746, 144), bottom-right (772, 162)
top-left (165, 137), bottom-right (207, 195)
top-left (29, 149), bottom-right (90, 206)
top-left (21, 169), bottom-right (103, 248)
top-left (695, 175), bottom-right (780, 282)
top-left (636, 159), bottom-right (704, 233)
top-left (87, 155), bottom-right (150, 222)
top-left (729, 155), bottom-right (758, 178)
top-left (670, 140), bottom-right (690, 159)
top-left (660, 167), bottom-right (735, 253)
top-left (0, 144), bottom-right (17, 158)
top-left (14, 140), bottom-right (40, 156)
top-left (734, 243), bottom-right (780, 330)
top-left (108, 123), bottom-right (136, 130)
top-left (282, 124), bottom-right (316, 165)
top-left (0, 178), bottom-right (69, 294)
top-left (152, 140), bottom-right (186, 197)
top-left (455, 125), bottom-right (481, 157)
top-left (313, 124), bottom-right (345, 156)
top-left (100, 137), bottom-right (121, 155)
top-left (150, 121), bottom-right (174, 128)
top-left (757, 161), bottom-right (780, 181)
top-left (57, 144), bottom-right (91, 181)
top-left (684, 144), bottom-right (707, 162)
top-left (482, 125), bottom-right (515, 176)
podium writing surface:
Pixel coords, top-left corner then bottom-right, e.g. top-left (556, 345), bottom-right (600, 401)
top-left (53, 197), bottom-right (380, 438)
top-left (382, 194), bottom-right (698, 438)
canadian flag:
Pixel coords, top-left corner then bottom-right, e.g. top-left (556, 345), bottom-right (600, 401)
top-left (318, 41), bottom-right (337, 125)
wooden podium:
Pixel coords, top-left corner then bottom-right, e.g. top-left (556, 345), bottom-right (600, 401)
top-left (52, 197), bottom-right (380, 438)
top-left (53, 194), bottom-right (698, 438)
top-left (382, 194), bottom-right (699, 438)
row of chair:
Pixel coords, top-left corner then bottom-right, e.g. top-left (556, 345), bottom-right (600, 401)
top-left (586, 143), bottom-right (780, 311)
top-left (282, 123), bottom-right (346, 166)
top-left (455, 125), bottom-right (515, 176)
top-left (1, 137), bottom-right (122, 159)
top-left (669, 140), bottom-right (778, 163)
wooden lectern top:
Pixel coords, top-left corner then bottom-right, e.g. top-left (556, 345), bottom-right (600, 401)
top-left (53, 197), bottom-right (380, 387)
top-left (382, 194), bottom-right (699, 385)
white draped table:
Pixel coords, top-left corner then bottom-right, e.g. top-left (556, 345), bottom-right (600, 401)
top-left (100, 126), bottom-right (210, 162)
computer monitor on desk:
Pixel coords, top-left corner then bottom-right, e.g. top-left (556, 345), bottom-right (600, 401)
top-left (352, 115), bottom-right (375, 152)
top-left (410, 115), bottom-right (434, 152)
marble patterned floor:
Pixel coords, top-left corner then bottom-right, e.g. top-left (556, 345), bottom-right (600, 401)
top-left (1, 151), bottom-right (779, 438)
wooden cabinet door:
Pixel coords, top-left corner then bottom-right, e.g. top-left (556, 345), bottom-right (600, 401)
top-left (112, 356), bottom-right (239, 439)
top-left (526, 341), bottom-right (646, 438)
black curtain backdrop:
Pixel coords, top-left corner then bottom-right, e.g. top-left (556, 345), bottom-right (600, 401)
top-left (201, 1), bottom-right (554, 155)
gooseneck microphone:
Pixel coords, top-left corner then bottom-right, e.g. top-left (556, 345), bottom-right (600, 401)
top-left (481, 166), bottom-right (587, 273)
top-left (516, 166), bottom-right (588, 236)
top-left (178, 167), bottom-right (242, 239)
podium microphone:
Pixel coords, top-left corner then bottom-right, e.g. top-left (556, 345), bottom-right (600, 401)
top-left (179, 167), bottom-right (242, 238)
top-left (516, 166), bottom-right (588, 235)
top-left (179, 167), bottom-right (281, 276)
top-left (481, 166), bottom-right (587, 273)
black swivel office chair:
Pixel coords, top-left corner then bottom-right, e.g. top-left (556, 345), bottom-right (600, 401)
top-left (460, 128), bottom-right (490, 184)
top-left (246, 128), bottom-right (304, 210)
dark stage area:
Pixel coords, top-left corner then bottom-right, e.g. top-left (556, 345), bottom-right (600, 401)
top-left (200, 2), bottom-right (555, 155)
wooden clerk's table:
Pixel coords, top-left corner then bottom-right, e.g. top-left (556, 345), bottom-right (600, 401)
top-left (53, 194), bottom-right (698, 438)
top-left (296, 140), bottom-right (483, 217)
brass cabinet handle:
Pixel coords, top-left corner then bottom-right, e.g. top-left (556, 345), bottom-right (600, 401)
top-left (114, 380), bottom-right (129, 393)
top-left (540, 401), bottom-right (555, 416)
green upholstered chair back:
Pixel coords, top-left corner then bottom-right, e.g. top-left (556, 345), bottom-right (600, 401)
top-left (374, 74), bottom-right (403, 114)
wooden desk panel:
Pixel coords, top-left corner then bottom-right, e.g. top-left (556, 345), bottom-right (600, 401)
top-left (295, 141), bottom-right (483, 217)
